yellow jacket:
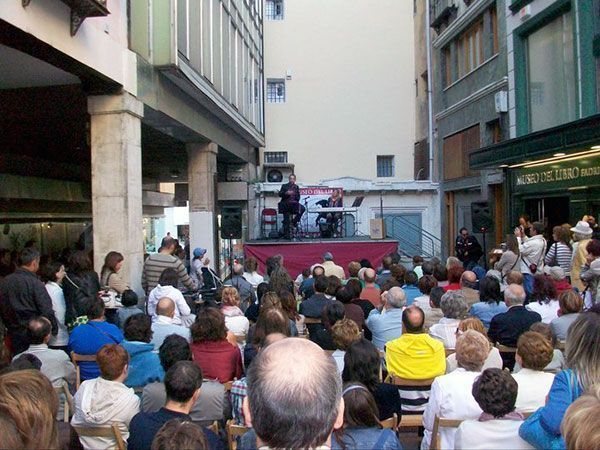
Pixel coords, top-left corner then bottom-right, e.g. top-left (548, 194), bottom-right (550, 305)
top-left (386, 333), bottom-right (446, 379)
top-left (571, 239), bottom-right (591, 292)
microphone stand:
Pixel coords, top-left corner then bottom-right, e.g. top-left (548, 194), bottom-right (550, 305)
top-left (303, 197), bottom-right (310, 238)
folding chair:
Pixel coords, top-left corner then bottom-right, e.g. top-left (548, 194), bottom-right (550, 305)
top-left (223, 381), bottom-right (234, 392)
top-left (380, 413), bottom-right (398, 431)
top-left (444, 348), bottom-right (455, 357)
top-left (71, 352), bottom-right (97, 389)
top-left (207, 421), bottom-right (220, 435)
top-left (261, 208), bottom-right (278, 238)
top-left (390, 375), bottom-right (436, 430)
top-left (429, 416), bottom-right (463, 450)
top-left (226, 419), bottom-right (249, 450)
top-left (72, 424), bottom-right (126, 450)
top-left (495, 343), bottom-right (517, 353)
top-left (54, 382), bottom-right (74, 422)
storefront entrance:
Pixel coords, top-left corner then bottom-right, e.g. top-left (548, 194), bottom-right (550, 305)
top-left (524, 196), bottom-right (570, 230)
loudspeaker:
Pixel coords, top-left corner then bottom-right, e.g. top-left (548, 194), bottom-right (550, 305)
top-left (221, 206), bottom-right (243, 239)
top-left (471, 202), bottom-right (494, 233)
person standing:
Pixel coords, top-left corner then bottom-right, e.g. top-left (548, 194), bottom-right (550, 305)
top-left (455, 228), bottom-right (483, 270)
top-left (100, 251), bottom-right (129, 294)
top-left (40, 261), bottom-right (69, 351)
top-left (142, 237), bottom-right (196, 295)
top-left (278, 173), bottom-right (305, 238)
top-left (515, 221), bottom-right (547, 296)
top-left (0, 247), bottom-right (57, 354)
top-left (570, 220), bottom-right (594, 292)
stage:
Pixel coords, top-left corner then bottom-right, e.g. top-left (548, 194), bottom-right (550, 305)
top-left (244, 238), bottom-right (398, 278)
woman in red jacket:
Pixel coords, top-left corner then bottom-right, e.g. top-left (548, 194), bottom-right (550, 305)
top-left (190, 307), bottom-right (243, 383)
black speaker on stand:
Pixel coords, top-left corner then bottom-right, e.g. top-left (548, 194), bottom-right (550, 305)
top-left (221, 206), bottom-right (243, 279)
top-left (471, 202), bottom-right (494, 270)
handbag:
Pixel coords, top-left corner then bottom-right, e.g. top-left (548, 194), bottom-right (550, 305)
top-left (519, 369), bottom-right (581, 449)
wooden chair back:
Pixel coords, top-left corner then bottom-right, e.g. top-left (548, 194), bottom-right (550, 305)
top-left (72, 424), bottom-right (126, 450)
top-left (223, 381), bottom-right (234, 392)
top-left (71, 352), bottom-right (97, 389)
top-left (495, 343), bottom-right (517, 353)
top-left (556, 340), bottom-right (566, 351)
top-left (380, 413), bottom-right (398, 430)
top-left (399, 414), bottom-right (424, 428)
top-left (226, 419), bottom-right (249, 450)
top-left (54, 382), bottom-right (74, 422)
top-left (303, 317), bottom-right (322, 325)
top-left (207, 421), bottom-right (220, 435)
top-left (444, 348), bottom-right (455, 357)
top-left (390, 375), bottom-right (436, 387)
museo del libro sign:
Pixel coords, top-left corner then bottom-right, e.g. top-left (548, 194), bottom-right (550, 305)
top-left (511, 155), bottom-right (600, 193)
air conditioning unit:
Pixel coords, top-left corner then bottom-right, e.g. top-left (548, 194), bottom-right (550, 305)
top-left (263, 163), bottom-right (294, 183)
top-left (495, 91), bottom-right (508, 113)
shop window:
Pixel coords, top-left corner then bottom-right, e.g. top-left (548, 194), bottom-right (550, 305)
top-left (442, 124), bottom-right (480, 180)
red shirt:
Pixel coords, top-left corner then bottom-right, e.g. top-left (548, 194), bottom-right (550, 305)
top-left (191, 340), bottom-right (243, 383)
top-left (443, 283), bottom-right (461, 292)
top-left (360, 286), bottom-right (382, 307)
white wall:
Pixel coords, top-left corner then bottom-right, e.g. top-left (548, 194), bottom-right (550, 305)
top-left (264, 0), bottom-right (416, 183)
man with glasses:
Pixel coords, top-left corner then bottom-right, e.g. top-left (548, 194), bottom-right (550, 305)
top-left (455, 227), bottom-right (483, 270)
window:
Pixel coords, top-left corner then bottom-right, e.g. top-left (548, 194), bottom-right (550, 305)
top-left (267, 79), bottom-right (285, 103)
top-left (457, 19), bottom-right (483, 78)
top-left (443, 46), bottom-right (452, 87)
top-left (490, 4), bottom-right (499, 55)
top-left (377, 156), bottom-right (395, 178)
top-left (264, 151), bottom-right (288, 164)
top-left (526, 10), bottom-right (576, 132)
top-left (442, 125), bottom-right (480, 180)
top-left (265, 0), bottom-right (284, 20)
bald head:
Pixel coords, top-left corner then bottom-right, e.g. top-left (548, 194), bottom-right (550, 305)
top-left (460, 271), bottom-right (477, 288)
top-left (364, 268), bottom-right (376, 283)
top-left (402, 305), bottom-right (425, 333)
top-left (246, 338), bottom-right (342, 448)
top-left (156, 297), bottom-right (175, 318)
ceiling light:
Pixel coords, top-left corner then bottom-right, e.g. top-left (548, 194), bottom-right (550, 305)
top-left (553, 152), bottom-right (566, 157)
top-left (592, 145), bottom-right (600, 150)
top-left (499, 164), bottom-right (508, 168)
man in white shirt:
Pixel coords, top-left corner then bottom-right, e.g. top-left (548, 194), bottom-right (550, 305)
top-left (320, 252), bottom-right (345, 280)
top-left (515, 221), bottom-right (547, 296)
top-left (151, 298), bottom-right (190, 350)
top-left (13, 316), bottom-right (76, 389)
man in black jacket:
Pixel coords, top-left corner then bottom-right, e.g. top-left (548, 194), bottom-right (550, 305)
top-left (488, 283), bottom-right (541, 370)
top-left (278, 174), bottom-right (305, 238)
top-left (0, 247), bottom-right (57, 353)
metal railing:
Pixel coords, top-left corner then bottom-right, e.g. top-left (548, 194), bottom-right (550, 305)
top-left (385, 216), bottom-right (442, 259)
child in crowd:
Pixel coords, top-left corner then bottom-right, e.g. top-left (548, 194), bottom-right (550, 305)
top-left (117, 290), bottom-right (144, 328)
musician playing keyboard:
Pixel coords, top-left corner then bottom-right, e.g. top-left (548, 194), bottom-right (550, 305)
top-left (326, 189), bottom-right (343, 235)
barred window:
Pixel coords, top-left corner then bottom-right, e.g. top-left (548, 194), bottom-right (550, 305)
top-left (264, 151), bottom-right (288, 164)
top-left (377, 155), bottom-right (395, 178)
top-left (267, 79), bottom-right (285, 103)
top-left (265, 0), bottom-right (284, 20)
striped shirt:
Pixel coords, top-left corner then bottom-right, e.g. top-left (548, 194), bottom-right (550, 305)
top-left (544, 242), bottom-right (572, 273)
top-left (141, 253), bottom-right (196, 294)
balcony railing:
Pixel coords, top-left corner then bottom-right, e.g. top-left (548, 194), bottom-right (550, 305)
top-left (430, 0), bottom-right (457, 29)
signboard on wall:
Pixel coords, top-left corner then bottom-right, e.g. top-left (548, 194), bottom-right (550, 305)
top-left (299, 187), bottom-right (342, 234)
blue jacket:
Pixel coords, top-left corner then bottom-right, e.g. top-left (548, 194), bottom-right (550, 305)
top-left (540, 369), bottom-right (583, 435)
top-left (68, 321), bottom-right (123, 381)
top-left (333, 427), bottom-right (402, 450)
top-left (366, 308), bottom-right (403, 350)
top-left (402, 284), bottom-right (421, 306)
top-left (121, 340), bottom-right (164, 388)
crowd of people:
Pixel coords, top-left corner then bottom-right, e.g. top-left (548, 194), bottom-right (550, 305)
top-left (0, 217), bottom-right (598, 449)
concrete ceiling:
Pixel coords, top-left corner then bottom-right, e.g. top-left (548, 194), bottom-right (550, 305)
top-left (0, 43), bottom-right (80, 89)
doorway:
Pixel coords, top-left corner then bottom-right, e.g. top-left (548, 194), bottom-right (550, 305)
top-left (524, 196), bottom-right (570, 233)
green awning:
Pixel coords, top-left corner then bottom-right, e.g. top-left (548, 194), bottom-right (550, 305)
top-left (469, 114), bottom-right (600, 169)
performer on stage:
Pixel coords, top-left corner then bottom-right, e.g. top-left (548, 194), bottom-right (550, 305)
top-left (278, 173), bottom-right (305, 238)
top-left (326, 189), bottom-right (343, 234)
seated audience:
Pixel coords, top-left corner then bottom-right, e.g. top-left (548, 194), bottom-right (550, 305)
top-left (551, 290), bottom-right (583, 341)
top-left (71, 344), bottom-right (140, 449)
top-left (376, 256), bottom-right (393, 286)
top-left (402, 271), bottom-right (421, 306)
top-left (151, 298), bottom-right (190, 349)
top-left (311, 301), bottom-right (346, 351)
top-left (326, 275), bottom-right (343, 299)
top-left (487, 284), bottom-right (541, 370)
top-left (433, 264), bottom-right (449, 288)
top-left (526, 275), bottom-right (560, 323)
top-left (279, 290), bottom-right (303, 335)
top-left (424, 286), bottom-right (445, 331)
top-left (224, 264), bottom-right (256, 312)
top-left (414, 275), bottom-right (437, 311)
top-left (459, 271), bottom-right (480, 307)
top-left (422, 330), bottom-right (489, 450)
top-left (386, 305), bottom-right (446, 380)
top-left (143, 335), bottom-right (224, 424)
top-left (330, 319), bottom-right (361, 373)
top-left (429, 290), bottom-right (468, 349)
top-left (244, 282), bottom-right (269, 323)
top-left (147, 268), bottom-right (195, 326)
top-left (242, 338), bottom-right (344, 449)
top-left (13, 316), bottom-right (76, 389)
top-left (443, 265), bottom-right (464, 292)
top-left (116, 290), bottom-right (143, 328)
top-left (512, 331), bottom-right (555, 411)
top-left (299, 265), bottom-right (325, 299)
top-left (151, 419), bottom-right (209, 450)
top-left (519, 313), bottom-right (600, 448)
top-left (366, 287), bottom-right (406, 350)
top-left (342, 339), bottom-right (402, 421)
top-left (243, 306), bottom-right (291, 368)
top-left (445, 318), bottom-right (502, 373)
top-left (299, 275), bottom-right (330, 327)
top-left (505, 270), bottom-right (524, 286)
top-left (128, 361), bottom-right (222, 450)
top-left (0, 368), bottom-right (75, 450)
top-left (346, 261), bottom-right (361, 283)
top-left (546, 266), bottom-right (572, 295)
top-left (413, 255), bottom-right (425, 278)
top-left (190, 308), bottom-right (242, 383)
top-left (345, 278), bottom-right (375, 340)
top-left (469, 276), bottom-right (507, 328)
top-left (561, 383), bottom-right (600, 450)
top-left (332, 383), bottom-right (402, 450)
top-left (455, 368), bottom-right (533, 450)
top-left (321, 252), bottom-right (345, 280)
top-left (121, 314), bottom-right (164, 388)
top-left (242, 257), bottom-right (264, 288)
top-left (514, 322), bottom-right (565, 373)
top-left (335, 286), bottom-right (364, 330)
top-left (360, 268), bottom-right (382, 307)
top-left (221, 286), bottom-right (250, 343)
top-left (69, 296), bottom-right (124, 381)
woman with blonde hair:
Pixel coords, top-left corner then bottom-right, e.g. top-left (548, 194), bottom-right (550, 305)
top-left (0, 369), bottom-right (59, 449)
top-left (445, 317), bottom-right (502, 373)
top-left (221, 286), bottom-right (250, 343)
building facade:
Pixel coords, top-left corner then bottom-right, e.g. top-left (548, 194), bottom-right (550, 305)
top-left (259, 0), bottom-right (441, 258)
top-left (0, 0), bottom-right (264, 291)
top-left (471, 0), bottom-right (600, 234)
top-left (430, 0), bottom-right (509, 258)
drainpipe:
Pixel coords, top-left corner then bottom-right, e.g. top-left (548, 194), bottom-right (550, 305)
top-left (425, 0), bottom-right (434, 181)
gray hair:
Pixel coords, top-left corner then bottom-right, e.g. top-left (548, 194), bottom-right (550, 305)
top-left (247, 338), bottom-right (341, 448)
top-left (455, 330), bottom-right (489, 371)
top-left (504, 284), bottom-right (526, 306)
top-left (386, 287), bottom-right (407, 309)
top-left (323, 252), bottom-right (334, 261)
top-left (573, 232), bottom-right (591, 242)
top-left (440, 291), bottom-right (468, 319)
top-left (446, 256), bottom-right (462, 270)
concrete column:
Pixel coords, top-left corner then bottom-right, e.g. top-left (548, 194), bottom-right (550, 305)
top-left (88, 93), bottom-right (144, 295)
top-left (188, 142), bottom-right (218, 268)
